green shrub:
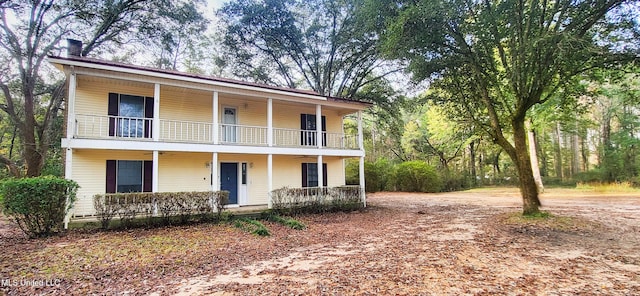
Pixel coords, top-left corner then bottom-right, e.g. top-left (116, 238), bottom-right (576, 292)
top-left (441, 172), bottom-right (473, 192)
top-left (392, 161), bottom-right (443, 192)
top-left (0, 176), bottom-right (79, 237)
top-left (345, 158), bottom-right (394, 192)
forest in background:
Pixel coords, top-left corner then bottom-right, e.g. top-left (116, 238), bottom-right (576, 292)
top-left (0, 0), bottom-right (638, 204)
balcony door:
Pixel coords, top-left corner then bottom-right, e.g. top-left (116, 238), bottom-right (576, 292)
top-left (222, 107), bottom-right (237, 143)
top-left (300, 114), bottom-right (326, 146)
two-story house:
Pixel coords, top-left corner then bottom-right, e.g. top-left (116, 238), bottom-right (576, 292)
top-left (49, 46), bottom-right (369, 219)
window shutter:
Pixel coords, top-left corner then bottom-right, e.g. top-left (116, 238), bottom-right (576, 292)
top-left (144, 97), bottom-right (154, 138)
top-left (108, 93), bottom-right (119, 136)
top-left (106, 160), bottom-right (116, 193)
top-left (301, 163), bottom-right (308, 187)
top-left (143, 160), bottom-right (153, 192)
top-left (323, 163), bottom-right (328, 187)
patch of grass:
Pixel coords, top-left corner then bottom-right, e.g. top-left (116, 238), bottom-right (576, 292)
top-left (576, 181), bottom-right (640, 193)
top-left (233, 218), bottom-right (271, 236)
top-left (261, 212), bottom-right (306, 230)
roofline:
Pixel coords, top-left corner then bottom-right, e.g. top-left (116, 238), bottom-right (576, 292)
top-left (48, 56), bottom-right (373, 107)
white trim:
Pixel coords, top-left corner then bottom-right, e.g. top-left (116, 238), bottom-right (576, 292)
top-left (66, 71), bottom-right (77, 139)
top-left (63, 147), bottom-right (73, 229)
top-left (49, 57), bottom-right (329, 101)
top-left (360, 156), bottom-right (366, 207)
top-left (213, 92), bottom-right (219, 145)
top-left (267, 154), bottom-right (273, 209)
top-left (153, 84), bottom-right (160, 141)
top-left (61, 138), bottom-right (365, 157)
top-left (317, 155), bottom-right (323, 187)
top-left (152, 151), bottom-right (159, 192)
top-left (316, 104), bottom-right (322, 149)
top-left (267, 98), bottom-right (273, 147)
top-left (211, 152), bottom-right (219, 191)
top-left (358, 111), bottom-right (364, 151)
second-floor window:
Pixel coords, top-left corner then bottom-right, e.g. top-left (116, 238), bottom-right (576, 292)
top-left (108, 93), bottom-right (154, 138)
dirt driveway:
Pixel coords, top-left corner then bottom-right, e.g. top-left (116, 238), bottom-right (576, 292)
top-left (1, 187), bottom-right (639, 295)
top-left (174, 187), bottom-right (640, 295)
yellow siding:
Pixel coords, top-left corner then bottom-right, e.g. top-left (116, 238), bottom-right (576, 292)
top-left (272, 156), bottom-right (345, 190)
top-left (272, 103), bottom-right (343, 133)
top-left (71, 150), bottom-right (151, 216)
top-left (159, 87), bottom-right (212, 122)
top-left (157, 152), bottom-right (212, 192)
top-left (75, 77), bottom-right (153, 116)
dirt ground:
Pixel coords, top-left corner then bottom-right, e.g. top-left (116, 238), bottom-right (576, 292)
top-left (173, 187), bottom-right (640, 295)
top-left (1, 187), bottom-right (639, 295)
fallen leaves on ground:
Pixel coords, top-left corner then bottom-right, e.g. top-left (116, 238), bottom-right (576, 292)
top-left (1, 189), bottom-right (639, 295)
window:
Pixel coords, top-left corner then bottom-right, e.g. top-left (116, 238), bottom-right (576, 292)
top-left (106, 160), bottom-right (153, 193)
top-left (302, 163), bottom-right (327, 187)
top-left (300, 114), bottom-right (326, 146)
top-left (108, 93), bottom-right (154, 138)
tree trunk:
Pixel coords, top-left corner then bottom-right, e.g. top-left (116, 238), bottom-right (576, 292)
top-left (22, 84), bottom-right (44, 177)
top-left (469, 141), bottom-right (477, 185)
top-left (555, 122), bottom-right (563, 180)
top-left (511, 118), bottom-right (542, 215)
top-left (526, 120), bottom-right (544, 193)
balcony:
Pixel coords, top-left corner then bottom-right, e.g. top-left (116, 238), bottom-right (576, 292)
top-left (74, 114), bottom-right (359, 150)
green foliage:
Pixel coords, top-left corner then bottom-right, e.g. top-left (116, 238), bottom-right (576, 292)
top-left (0, 176), bottom-right (79, 237)
top-left (93, 191), bottom-right (229, 229)
top-left (219, 0), bottom-right (391, 97)
top-left (392, 161), bottom-right (443, 193)
top-left (233, 218), bottom-right (270, 236)
top-left (441, 172), bottom-right (473, 192)
top-left (262, 213), bottom-right (306, 230)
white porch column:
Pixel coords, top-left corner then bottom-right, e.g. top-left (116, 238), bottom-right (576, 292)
top-left (316, 104), bottom-right (322, 148)
top-left (66, 71), bottom-right (76, 139)
top-left (153, 83), bottom-right (160, 141)
top-left (213, 91), bottom-right (219, 144)
top-left (267, 154), bottom-right (273, 208)
top-left (357, 111), bottom-right (364, 150)
top-left (152, 150), bottom-right (159, 192)
top-left (63, 147), bottom-right (73, 229)
top-left (317, 155), bottom-right (323, 188)
top-left (212, 152), bottom-right (219, 191)
top-left (267, 98), bottom-right (273, 147)
top-left (360, 156), bottom-right (366, 207)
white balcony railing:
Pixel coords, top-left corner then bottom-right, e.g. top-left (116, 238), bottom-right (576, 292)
top-left (75, 114), bottom-right (152, 139)
top-left (74, 114), bottom-right (359, 149)
top-left (159, 119), bottom-right (213, 143)
top-left (219, 124), bottom-right (268, 145)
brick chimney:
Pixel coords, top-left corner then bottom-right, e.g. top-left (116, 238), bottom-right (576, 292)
top-left (67, 39), bottom-right (82, 57)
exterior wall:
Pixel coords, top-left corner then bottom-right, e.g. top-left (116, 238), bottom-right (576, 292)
top-left (71, 149), bottom-right (151, 216)
top-left (75, 77), bottom-right (153, 116)
top-left (272, 155), bottom-right (345, 190)
top-left (74, 77), bottom-right (345, 139)
top-left (157, 152), bottom-right (212, 192)
top-left (159, 87), bottom-right (212, 123)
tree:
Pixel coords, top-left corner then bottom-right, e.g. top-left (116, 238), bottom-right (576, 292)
top-left (370, 0), bottom-right (639, 214)
top-left (218, 0), bottom-right (400, 98)
top-left (0, 0), bottom-right (206, 177)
